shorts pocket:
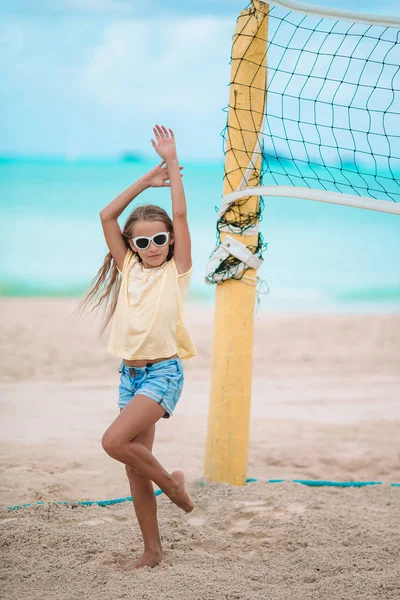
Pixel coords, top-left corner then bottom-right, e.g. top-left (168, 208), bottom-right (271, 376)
top-left (143, 369), bottom-right (182, 403)
top-left (142, 374), bottom-right (169, 401)
top-left (153, 361), bottom-right (181, 377)
top-left (165, 371), bottom-right (184, 405)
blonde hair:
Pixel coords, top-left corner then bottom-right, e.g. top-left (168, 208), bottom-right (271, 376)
top-left (74, 204), bottom-right (174, 335)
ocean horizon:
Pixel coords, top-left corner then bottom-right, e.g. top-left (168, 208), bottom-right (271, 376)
top-left (1, 156), bottom-right (399, 314)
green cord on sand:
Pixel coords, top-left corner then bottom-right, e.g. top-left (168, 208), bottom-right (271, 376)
top-left (5, 478), bottom-right (399, 511)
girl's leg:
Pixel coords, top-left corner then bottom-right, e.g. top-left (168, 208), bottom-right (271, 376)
top-left (102, 393), bottom-right (194, 513)
top-left (122, 420), bottom-right (164, 570)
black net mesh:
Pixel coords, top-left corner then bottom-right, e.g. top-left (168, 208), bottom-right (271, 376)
top-left (208, 1), bottom-right (400, 284)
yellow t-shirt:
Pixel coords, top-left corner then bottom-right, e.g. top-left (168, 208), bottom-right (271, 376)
top-left (107, 248), bottom-right (197, 361)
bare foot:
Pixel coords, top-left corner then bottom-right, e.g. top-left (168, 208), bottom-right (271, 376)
top-left (121, 550), bottom-right (164, 571)
top-left (166, 470), bottom-right (194, 513)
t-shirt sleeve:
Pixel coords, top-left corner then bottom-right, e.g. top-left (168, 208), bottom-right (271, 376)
top-left (170, 257), bottom-right (193, 299)
top-left (117, 248), bottom-right (135, 275)
top-left (178, 265), bottom-right (193, 279)
top-left (170, 256), bottom-right (193, 279)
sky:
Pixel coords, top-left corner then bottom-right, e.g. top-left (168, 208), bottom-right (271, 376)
top-left (1, 0), bottom-right (399, 161)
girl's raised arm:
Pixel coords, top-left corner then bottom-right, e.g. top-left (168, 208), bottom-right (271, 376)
top-left (100, 178), bottom-right (149, 272)
top-left (100, 161), bottom-right (179, 272)
top-left (151, 125), bottom-right (192, 275)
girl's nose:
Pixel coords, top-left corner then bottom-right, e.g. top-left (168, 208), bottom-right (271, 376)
top-left (148, 241), bottom-right (160, 254)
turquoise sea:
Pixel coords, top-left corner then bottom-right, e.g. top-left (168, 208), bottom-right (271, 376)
top-left (1, 157), bottom-right (399, 313)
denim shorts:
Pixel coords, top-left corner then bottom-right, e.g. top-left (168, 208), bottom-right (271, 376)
top-left (118, 357), bottom-right (184, 419)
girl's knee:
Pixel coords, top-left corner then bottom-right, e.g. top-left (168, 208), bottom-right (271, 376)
top-left (101, 420), bottom-right (155, 460)
top-left (101, 430), bottom-right (123, 459)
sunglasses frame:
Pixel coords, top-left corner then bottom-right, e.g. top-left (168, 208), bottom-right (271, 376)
top-left (131, 231), bottom-right (170, 251)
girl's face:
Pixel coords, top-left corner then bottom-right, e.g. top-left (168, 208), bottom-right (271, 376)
top-left (129, 220), bottom-right (174, 269)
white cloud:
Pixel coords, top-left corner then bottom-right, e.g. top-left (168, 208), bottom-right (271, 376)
top-left (82, 17), bottom-right (232, 117)
top-left (0, 15), bottom-right (234, 158)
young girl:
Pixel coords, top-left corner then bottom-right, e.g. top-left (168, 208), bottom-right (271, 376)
top-left (78, 125), bottom-right (196, 571)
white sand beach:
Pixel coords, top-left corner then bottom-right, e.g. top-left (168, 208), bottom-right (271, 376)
top-left (1, 298), bottom-right (399, 599)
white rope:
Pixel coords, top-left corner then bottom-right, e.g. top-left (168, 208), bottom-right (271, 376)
top-left (205, 235), bottom-right (264, 285)
top-left (264, 0), bottom-right (400, 27)
top-left (241, 275), bottom-right (271, 316)
top-left (221, 185), bottom-right (400, 216)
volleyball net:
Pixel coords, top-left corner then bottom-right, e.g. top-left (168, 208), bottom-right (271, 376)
top-left (206, 0), bottom-right (400, 285)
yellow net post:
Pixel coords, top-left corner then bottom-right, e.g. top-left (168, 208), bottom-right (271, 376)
top-left (204, 1), bottom-right (269, 485)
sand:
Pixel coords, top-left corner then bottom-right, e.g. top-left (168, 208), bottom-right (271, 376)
top-left (1, 298), bottom-right (399, 599)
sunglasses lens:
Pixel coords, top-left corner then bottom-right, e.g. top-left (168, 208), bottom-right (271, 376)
top-left (135, 238), bottom-right (149, 250)
top-left (153, 234), bottom-right (168, 246)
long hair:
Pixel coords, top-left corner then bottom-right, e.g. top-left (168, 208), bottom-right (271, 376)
top-left (74, 204), bottom-right (174, 336)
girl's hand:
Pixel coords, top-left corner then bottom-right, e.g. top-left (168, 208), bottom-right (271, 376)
top-left (151, 125), bottom-right (178, 162)
top-left (143, 160), bottom-right (183, 188)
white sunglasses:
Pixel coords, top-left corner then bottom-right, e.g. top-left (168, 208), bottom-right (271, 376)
top-left (132, 231), bottom-right (170, 251)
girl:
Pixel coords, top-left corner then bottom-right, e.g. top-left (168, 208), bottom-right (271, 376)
top-left (77, 125), bottom-right (196, 571)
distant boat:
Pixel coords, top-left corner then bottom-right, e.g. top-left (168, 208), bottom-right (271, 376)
top-left (120, 152), bottom-right (144, 163)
